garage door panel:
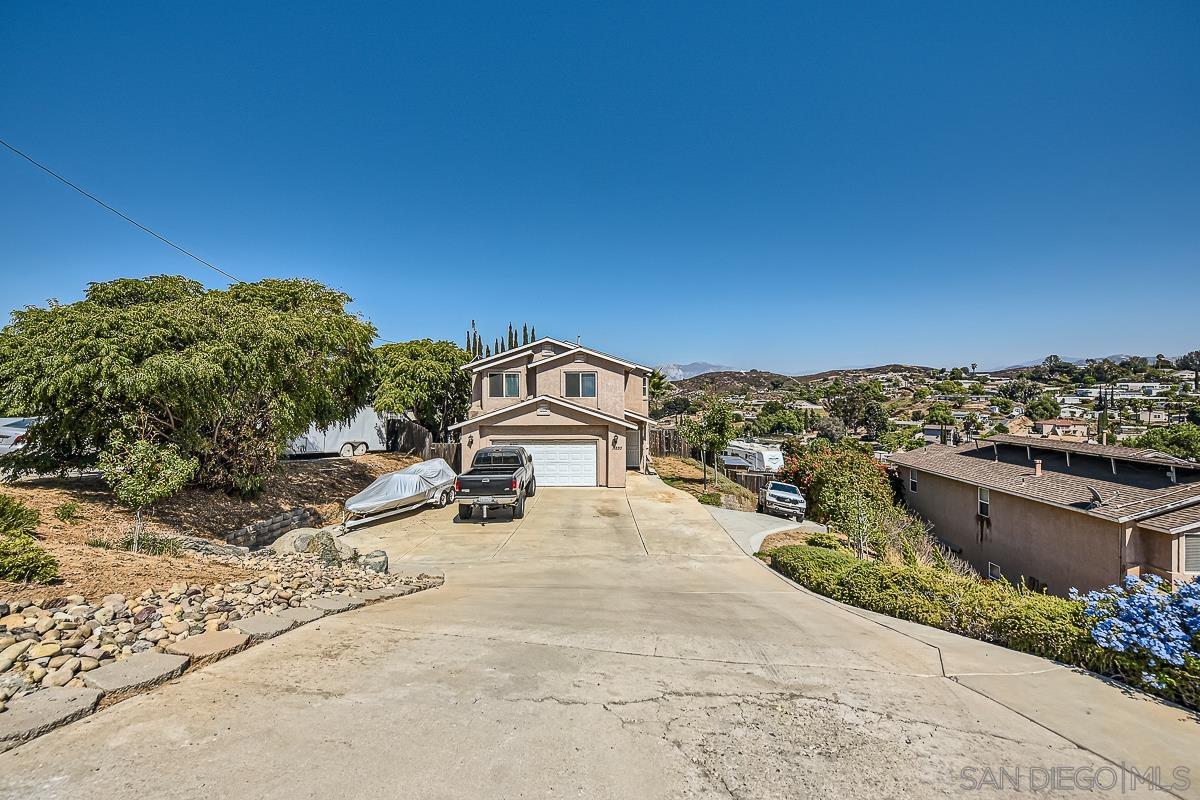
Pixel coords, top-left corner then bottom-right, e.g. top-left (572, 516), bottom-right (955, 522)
top-left (496, 441), bottom-right (597, 486)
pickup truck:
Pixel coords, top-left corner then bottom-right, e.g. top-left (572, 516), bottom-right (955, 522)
top-left (757, 480), bottom-right (807, 521)
top-left (454, 446), bottom-right (537, 520)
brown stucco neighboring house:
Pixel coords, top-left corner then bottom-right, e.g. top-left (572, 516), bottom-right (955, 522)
top-left (448, 338), bottom-right (652, 487)
top-left (1032, 418), bottom-right (1090, 439)
top-left (890, 434), bottom-right (1200, 595)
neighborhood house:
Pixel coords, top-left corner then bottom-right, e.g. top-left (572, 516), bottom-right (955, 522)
top-left (449, 338), bottom-right (653, 487)
top-left (891, 434), bottom-right (1200, 595)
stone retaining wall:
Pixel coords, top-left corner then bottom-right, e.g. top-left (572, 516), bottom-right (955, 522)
top-left (223, 507), bottom-right (322, 549)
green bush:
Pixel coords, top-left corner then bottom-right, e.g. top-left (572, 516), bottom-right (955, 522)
top-left (805, 532), bottom-right (843, 549)
top-left (0, 531), bottom-right (59, 583)
top-left (766, 546), bottom-right (1096, 670)
top-left (0, 494), bottom-right (40, 536)
top-left (53, 501), bottom-right (80, 523)
top-left (86, 531), bottom-right (183, 557)
top-left (697, 492), bottom-right (721, 506)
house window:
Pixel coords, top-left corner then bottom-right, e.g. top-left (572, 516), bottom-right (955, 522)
top-left (642, 375), bottom-right (649, 398)
top-left (1185, 535), bottom-right (1200, 573)
top-left (489, 372), bottom-right (520, 398)
top-left (987, 562), bottom-right (1002, 580)
top-left (566, 372), bottom-right (597, 398)
top-left (978, 487), bottom-right (990, 518)
top-left (909, 470), bottom-right (918, 493)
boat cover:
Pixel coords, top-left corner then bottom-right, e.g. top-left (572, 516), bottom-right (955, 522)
top-left (344, 458), bottom-right (457, 515)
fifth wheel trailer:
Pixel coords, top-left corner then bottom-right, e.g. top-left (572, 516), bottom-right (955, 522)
top-left (287, 407), bottom-right (388, 457)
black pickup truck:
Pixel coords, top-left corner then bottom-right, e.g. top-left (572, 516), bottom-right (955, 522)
top-left (454, 446), bottom-right (537, 520)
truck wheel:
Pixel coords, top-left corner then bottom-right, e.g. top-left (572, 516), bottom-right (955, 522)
top-left (756, 501), bottom-right (764, 513)
top-left (353, 442), bottom-right (368, 456)
top-left (513, 496), bottom-right (525, 519)
top-left (339, 443), bottom-right (354, 458)
top-left (458, 504), bottom-right (473, 520)
top-left (526, 479), bottom-right (536, 497)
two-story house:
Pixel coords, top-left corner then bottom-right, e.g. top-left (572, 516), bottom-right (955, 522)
top-left (448, 338), bottom-right (653, 487)
top-left (890, 434), bottom-right (1200, 595)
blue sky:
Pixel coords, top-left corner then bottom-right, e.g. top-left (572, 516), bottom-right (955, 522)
top-left (1, 2), bottom-right (1197, 373)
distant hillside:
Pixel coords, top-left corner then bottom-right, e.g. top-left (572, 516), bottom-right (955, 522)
top-left (657, 361), bottom-right (734, 381)
top-left (675, 363), bottom-right (939, 395)
top-left (675, 369), bottom-right (800, 395)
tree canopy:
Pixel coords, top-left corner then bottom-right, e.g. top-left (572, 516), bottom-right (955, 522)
top-left (0, 275), bottom-right (376, 494)
top-left (1127, 424), bottom-right (1200, 460)
top-left (374, 339), bottom-right (472, 439)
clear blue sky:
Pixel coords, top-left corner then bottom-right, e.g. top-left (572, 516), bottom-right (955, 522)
top-left (2, 2), bottom-right (1197, 373)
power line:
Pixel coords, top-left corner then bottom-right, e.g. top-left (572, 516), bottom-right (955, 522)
top-left (0, 136), bottom-right (241, 283)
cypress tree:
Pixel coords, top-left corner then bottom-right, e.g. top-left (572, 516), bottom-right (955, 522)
top-left (522, 323), bottom-right (529, 345)
top-left (485, 344), bottom-right (491, 357)
top-left (530, 325), bottom-right (537, 341)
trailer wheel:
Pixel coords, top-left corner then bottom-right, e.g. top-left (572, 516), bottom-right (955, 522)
top-left (353, 442), bottom-right (368, 456)
top-left (458, 504), bottom-right (473, 520)
top-left (339, 443), bottom-right (354, 458)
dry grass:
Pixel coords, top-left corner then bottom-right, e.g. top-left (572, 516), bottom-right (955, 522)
top-left (759, 529), bottom-right (845, 553)
top-left (651, 455), bottom-right (757, 512)
top-left (0, 451), bottom-right (420, 601)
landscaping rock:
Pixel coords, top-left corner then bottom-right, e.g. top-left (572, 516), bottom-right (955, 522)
top-left (0, 640), bottom-right (33, 673)
top-left (82, 652), bottom-right (189, 700)
top-left (0, 687), bottom-right (101, 753)
top-left (360, 550), bottom-right (389, 574)
top-left (165, 630), bottom-right (249, 666)
top-left (228, 614), bottom-right (298, 642)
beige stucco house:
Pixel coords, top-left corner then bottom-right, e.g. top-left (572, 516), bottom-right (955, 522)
top-left (890, 434), bottom-right (1200, 595)
top-left (448, 338), bottom-right (653, 487)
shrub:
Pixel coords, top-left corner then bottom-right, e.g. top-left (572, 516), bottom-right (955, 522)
top-left (0, 531), bottom-right (59, 583)
top-left (765, 545), bottom-right (1200, 710)
top-left (53, 501), bottom-right (80, 523)
top-left (805, 532), bottom-right (843, 549)
top-left (697, 492), bottom-right (721, 506)
top-left (0, 494), bottom-right (39, 536)
top-left (86, 531), bottom-right (184, 557)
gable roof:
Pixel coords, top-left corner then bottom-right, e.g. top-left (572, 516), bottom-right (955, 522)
top-left (448, 395), bottom-right (637, 431)
top-left (463, 338), bottom-right (650, 374)
top-left (463, 337), bottom-right (576, 372)
top-left (890, 442), bottom-right (1200, 524)
top-left (527, 346), bottom-right (650, 374)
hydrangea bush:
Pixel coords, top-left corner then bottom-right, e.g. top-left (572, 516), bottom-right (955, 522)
top-left (1073, 576), bottom-right (1200, 707)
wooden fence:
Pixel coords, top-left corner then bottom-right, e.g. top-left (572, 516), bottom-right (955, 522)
top-left (387, 419), bottom-right (462, 471)
top-left (649, 427), bottom-right (697, 460)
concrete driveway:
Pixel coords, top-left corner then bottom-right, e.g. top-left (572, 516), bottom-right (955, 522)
top-left (2, 473), bottom-right (1198, 799)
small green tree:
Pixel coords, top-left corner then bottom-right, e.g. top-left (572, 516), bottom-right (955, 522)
top-left (678, 397), bottom-right (737, 489)
top-left (98, 433), bottom-right (197, 553)
top-left (1026, 394), bottom-right (1062, 421)
top-left (925, 403), bottom-right (955, 444)
top-left (1178, 350), bottom-right (1200, 392)
top-left (374, 339), bottom-right (472, 439)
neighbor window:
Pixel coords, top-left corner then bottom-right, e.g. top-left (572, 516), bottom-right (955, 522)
top-left (909, 470), bottom-right (918, 493)
top-left (488, 372), bottom-right (520, 398)
top-left (1186, 535), bottom-right (1200, 573)
top-left (566, 371), bottom-right (597, 398)
top-left (978, 487), bottom-right (990, 518)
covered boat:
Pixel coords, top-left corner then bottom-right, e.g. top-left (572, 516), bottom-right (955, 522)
top-left (343, 458), bottom-right (457, 527)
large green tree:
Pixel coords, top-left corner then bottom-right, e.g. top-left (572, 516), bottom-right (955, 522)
top-left (1127, 424), bottom-right (1200, 460)
top-left (1026, 394), bottom-right (1062, 421)
top-left (0, 275), bottom-right (376, 494)
top-left (374, 339), bottom-right (472, 439)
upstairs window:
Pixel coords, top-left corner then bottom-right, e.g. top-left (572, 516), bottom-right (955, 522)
top-left (489, 372), bottom-right (520, 398)
top-left (643, 375), bottom-right (649, 398)
top-left (909, 470), bottom-right (918, 493)
top-left (978, 487), bottom-right (990, 518)
top-left (566, 372), bottom-right (597, 398)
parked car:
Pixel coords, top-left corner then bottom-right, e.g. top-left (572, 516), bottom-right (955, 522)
top-left (455, 446), bottom-right (536, 520)
top-left (287, 406), bottom-right (387, 458)
top-left (757, 480), bottom-right (807, 521)
top-left (0, 417), bottom-right (37, 456)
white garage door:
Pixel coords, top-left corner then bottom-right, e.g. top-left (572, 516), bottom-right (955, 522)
top-left (497, 441), bottom-right (597, 487)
